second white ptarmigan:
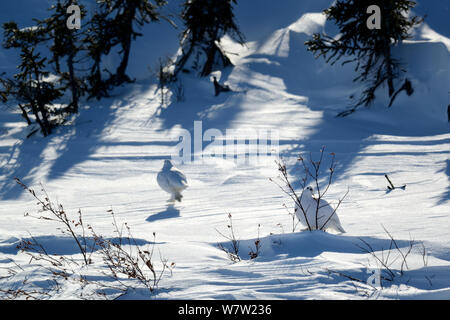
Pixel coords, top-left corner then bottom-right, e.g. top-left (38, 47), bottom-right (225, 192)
top-left (295, 186), bottom-right (345, 233)
top-left (157, 160), bottom-right (188, 202)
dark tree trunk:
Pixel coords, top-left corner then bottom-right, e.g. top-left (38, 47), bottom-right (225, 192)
top-left (201, 43), bottom-right (217, 77)
top-left (30, 101), bottom-right (49, 137)
top-left (18, 104), bottom-right (32, 125)
top-left (34, 71), bottom-right (52, 135)
top-left (201, 42), bottom-right (232, 77)
top-left (54, 56), bottom-right (61, 74)
top-left (201, 25), bottom-right (232, 77)
top-left (88, 56), bottom-right (109, 100)
top-left (114, 37), bottom-right (132, 85)
top-left (383, 3), bottom-right (395, 98)
top-left (113, 4), bottom-right (136, 86)
top-left (67, 52), bottom-right (78, 113)
top-left (175, 43), bottom-right (194, 76)
top-left (116, 35), bottom-right (131, 85)
top-left (38, 102), bottom-right (52, 136)
top-left (385, 45), bottom-right (395, 97)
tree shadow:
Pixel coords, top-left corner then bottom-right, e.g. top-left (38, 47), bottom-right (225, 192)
top-left (149, 69), bottom-right (248, 161)
top-left (218, 231), bottom-right (417, 262)
top-left (0, 82), bottom-right (165, 200)
top-left (325, 264), bottom-right (450, 293)
top-left (146, 204), bottom-right (180, 222)
top-left (436, 158), bottom-right (450, 205)
top-left (0, 234), bottom-right (159, 256)
top-left (155, 69), bottom-right (245, 134)
top-left (243, 27), bottom-right (450, 186)
top-left (0, 119), bottom-right (55, 200)
top-left (279, 134), bottom-right (450, 188)
top-left (0, 68), bottom-right (243, 201)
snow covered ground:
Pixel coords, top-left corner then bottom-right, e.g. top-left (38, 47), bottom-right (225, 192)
top-left (0, 0), bottom-right (449, 299)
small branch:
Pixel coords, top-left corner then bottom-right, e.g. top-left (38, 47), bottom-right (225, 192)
top-left (384, 174), bottom-right (395, 190)
top-left (319, 188), bottom-right (349, 231)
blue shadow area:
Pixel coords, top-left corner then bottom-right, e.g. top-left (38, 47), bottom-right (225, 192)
top-left (0, 82), bottom-right (172, 200)
top-left (436, 158), bottom-right (450, 205)
top-left (0, 234), bottom-right (160, 256)
top-left (146, 204), bottom-right (180, 222)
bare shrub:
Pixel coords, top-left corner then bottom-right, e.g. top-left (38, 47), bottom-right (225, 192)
top-left (216, 214), bottom-right (263, 262)
top-left (281, 203), bottom-right (300, 233)
top-left (15, 178), bottom-right (93, 266)
top-left (271, 146), bottom-right (348, 232)
top-left (356, 226), bottom-right (415, 281)
top-left (327, 227), bottom-right (430, 298)
top-left (248, 224), bottom-right (261, 260)
top-left (91, 211), bottom-right (175, 295)
top-left (1, 179), bottom-right (173, 299)
top-left (0, 277), bottom-right (55, 300)
top-left (216, 213), bottom-right (241, 263)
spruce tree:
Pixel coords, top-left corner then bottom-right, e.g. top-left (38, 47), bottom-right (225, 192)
top-left (177, 0), bottom-right (245, 77)
top-left (97, 0), bottom-right (166, 86)
top-left (84, 9), bottom-right (116, 100)
top-left (305, 0), bottom-right (421, 116)
top-left (2, 22), bottom-right (63, 136)
top-left (38, 0), bottom-right (86, 113)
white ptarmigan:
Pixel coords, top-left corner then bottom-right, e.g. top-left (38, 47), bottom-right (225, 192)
top-left (157, 160), bottom-right (188, 202)
top-left (295, 186), bottom-right (345, 233)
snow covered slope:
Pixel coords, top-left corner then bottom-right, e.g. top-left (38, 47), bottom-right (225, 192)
top-left (0, 0), bottom-right (449, 299)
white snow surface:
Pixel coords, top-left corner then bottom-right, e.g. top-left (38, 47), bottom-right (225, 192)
top-left (0, 0), bottom-right (449, 299)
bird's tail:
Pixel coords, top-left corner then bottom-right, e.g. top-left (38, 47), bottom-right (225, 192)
top-left (334, 223), bottom-right (346, 233)
top-left (324, 217), bottom-right (346, 233)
